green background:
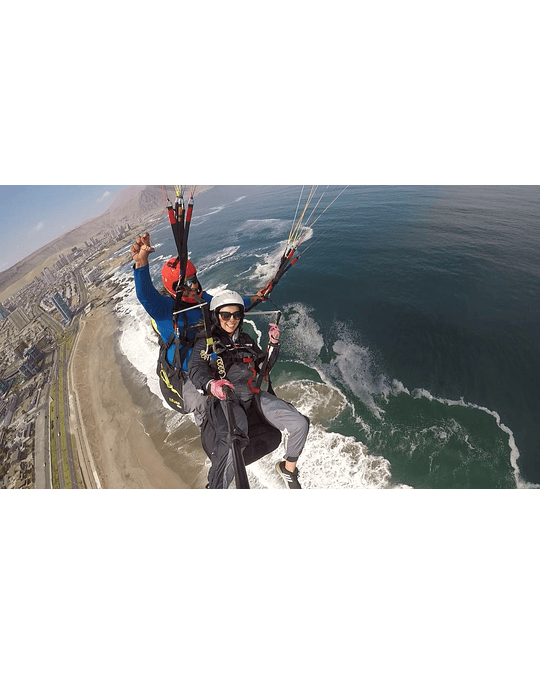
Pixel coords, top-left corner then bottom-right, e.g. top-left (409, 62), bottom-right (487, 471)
top-left (0, 2), bottom-right (540, 673)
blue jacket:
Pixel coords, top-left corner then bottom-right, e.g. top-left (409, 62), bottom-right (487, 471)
top-left (134, 265), bottom-right (250, 371)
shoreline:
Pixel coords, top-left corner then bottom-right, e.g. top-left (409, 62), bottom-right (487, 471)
top-left (67, 205), bottom-right (218, 491)
top-left (70, 300), bottom-right (201, 489)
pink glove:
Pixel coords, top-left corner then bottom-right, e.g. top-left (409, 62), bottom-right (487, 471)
top-left (268, 323), bottom-right (280, 344)
top-left (210, 379), bottom-right (234, 400)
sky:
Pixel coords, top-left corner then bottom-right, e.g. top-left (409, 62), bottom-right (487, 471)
top-left (0, 185), bottom-right (129, 271)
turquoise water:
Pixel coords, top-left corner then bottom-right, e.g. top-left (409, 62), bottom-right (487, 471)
top-left (124, 185), bottom-right (540, 489)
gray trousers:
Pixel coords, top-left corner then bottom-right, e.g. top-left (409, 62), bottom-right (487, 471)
top-left (182, 378), bottom-right (207, 428)
top-left (258, 391), bottom-right (310, 463)
top-left (205, 392), bottom-right (310, 489)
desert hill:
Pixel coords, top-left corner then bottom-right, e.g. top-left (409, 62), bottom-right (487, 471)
top-left (0, 185), bottom-right (212, 296)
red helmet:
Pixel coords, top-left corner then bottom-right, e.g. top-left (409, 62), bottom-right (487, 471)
top-left (161, 258), bottom-right (198, 298)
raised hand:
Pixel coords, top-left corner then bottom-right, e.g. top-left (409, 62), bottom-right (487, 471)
top-left (268, 323), bottom-right (280, 344)
top-left (131, 232), bottom-right (155, 268)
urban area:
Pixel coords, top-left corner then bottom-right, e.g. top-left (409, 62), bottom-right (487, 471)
top-left (0, 221), bottom-right (145, 489)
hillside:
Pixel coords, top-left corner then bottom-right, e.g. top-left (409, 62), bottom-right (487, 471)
top-left (0, 185), bottom-right (212, 296)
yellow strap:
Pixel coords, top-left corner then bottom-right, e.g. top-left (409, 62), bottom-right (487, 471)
top-left (159, 368), bottom-right (184, 400)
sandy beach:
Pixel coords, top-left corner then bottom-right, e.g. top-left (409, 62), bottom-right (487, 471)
top-left (70, 303), bottom-right (206, 489)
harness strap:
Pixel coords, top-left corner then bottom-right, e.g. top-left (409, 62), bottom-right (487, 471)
top-left (243, 357), bottom-right (260, 394)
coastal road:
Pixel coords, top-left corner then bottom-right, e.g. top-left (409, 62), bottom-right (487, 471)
top-left (61, 340), bottom-right (78, 488)
top-left (74, 268), bottom-right (87, 308)
top-left (34, 304), bottom-right (72, 487)
top-left (66, 274), bottom-right (102, 489)
top-left (52, 347), bottom-right (66, 489)
top-left (33, 378), bottom-right (52, 489)
top-left (67, 315), bottom-right (102, 489)
top-left (50, 335), bottom-right (81, 489)
top-left (38, 287), bottom-right (84, 488)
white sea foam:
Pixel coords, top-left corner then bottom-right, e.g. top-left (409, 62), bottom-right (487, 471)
top-left (112, 264), bottom-right (531, 489)
top-left (248, 240), bottom-right (289, 285)
top-left (195, 194), bottom-right (266, 227)
top-left (246, 380), bottom-right (405, 489)
top-left (282, 304), bottom-right (389, 419)
top-left (276, 303), bottom-right (533, 488)
top-left (114, 198), bottom-right (540, 491)
top-left (242, 221), bottom-right (314, 286)
top-left (114, 290), bottom-right (162, 399)
top-left (282, 303), bottom-right (325, 360)
top-left (294, 225), bottom-right (314, 245)
top-left (235, 218), bottom-right (291, 238)
top-left (247, 423), bottom-right (398, 489)
top-left (206, 205), bottom-right (226, 217)
top-left (197, 246), bottom-right (240, 275)
top-left (328, 337), bottom-right (390, 418)
top-left (243, 319), bottom-right (263, 345)
top-left (110, 269), bottom-right (402, 488)
top-left (408, 388), bottom-right (539, 489)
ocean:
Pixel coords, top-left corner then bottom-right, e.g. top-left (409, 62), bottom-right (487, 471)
top-left (110, 185), bottom-right (540, 489)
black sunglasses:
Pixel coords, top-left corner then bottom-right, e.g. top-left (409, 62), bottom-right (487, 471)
top-left (219, 311), bottom-right (243, 321)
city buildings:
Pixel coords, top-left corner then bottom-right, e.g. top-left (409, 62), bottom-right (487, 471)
top-left (51, 292), bottom-right (73, 324)
top-left (6, 307), bottom-right (31, 333)
top-left (18, 346), bottom-right (44, 380)
top-left (42, 267), bottom-right (55, 284)
top-left (0, 379), bottom-right (10, 396)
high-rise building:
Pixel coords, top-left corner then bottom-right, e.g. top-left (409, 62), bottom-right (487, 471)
top-left (0, 303), bottom-right (9, 320)
top-left (19, 360), bottom-right (40, 379)
top-left (57, 253), bottom-right (69, 268)
top-left (24, 345), bottom-right (44, 366)
top-left (51, 293), bottom-right (73, 323)
top-left (42, 267), bottom-right (56, 285)
top-left (18, 346), bottom-right (44, 380)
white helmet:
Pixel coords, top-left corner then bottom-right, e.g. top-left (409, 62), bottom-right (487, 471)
top-left (210, 290), bottom-right (244, 313)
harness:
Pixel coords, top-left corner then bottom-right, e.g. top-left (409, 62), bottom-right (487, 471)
top-left (171, 302), bottom-right (206, 368)
top-left (151, 317), bottom-right (202, 414)
top-left (201, 331), bottom-right (274, 395)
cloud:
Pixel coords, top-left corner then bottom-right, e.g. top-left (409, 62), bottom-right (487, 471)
top-left (97, 190), bottom-right (111, 203)
top-left (34, 221), bottom-right (45, 231)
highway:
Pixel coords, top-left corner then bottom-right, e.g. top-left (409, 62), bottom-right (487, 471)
top-left (33, 378), bottom-right (52, 489)
top-left (61, 340), bottom-right (78, 488)
top-left (35, 269), bottom-right (88, 488)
